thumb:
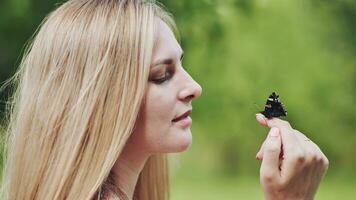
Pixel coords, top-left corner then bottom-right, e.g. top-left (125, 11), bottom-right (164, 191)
top-left (260, 127), bottom-right (282, 181)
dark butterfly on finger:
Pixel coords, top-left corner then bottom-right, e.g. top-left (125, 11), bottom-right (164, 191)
top-left (260, 92), bottom-right (287, 119)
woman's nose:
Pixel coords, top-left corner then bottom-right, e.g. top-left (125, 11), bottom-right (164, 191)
top-left (178, 72), bottom-right (202, 103)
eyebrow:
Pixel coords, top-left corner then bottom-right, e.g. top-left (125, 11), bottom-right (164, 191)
top-left (153, 52), bottom-right (184, 67)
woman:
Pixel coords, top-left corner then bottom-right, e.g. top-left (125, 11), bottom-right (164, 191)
top-left (0, 0), bottom-right (328, 199)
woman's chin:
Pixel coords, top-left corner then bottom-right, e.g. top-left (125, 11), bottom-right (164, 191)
top-left (170, 128), bottom-right (192, 152)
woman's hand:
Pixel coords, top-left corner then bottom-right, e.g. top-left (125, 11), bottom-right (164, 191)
top-left (255, 113), bottom-right (329, 200)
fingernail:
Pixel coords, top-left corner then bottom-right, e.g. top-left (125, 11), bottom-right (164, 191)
top-left (256, 113), bottom-right (265, 121)
top-left (269, 128), bottom-right (279, 137)
top-left (255, 154), bottom-right (261, 160)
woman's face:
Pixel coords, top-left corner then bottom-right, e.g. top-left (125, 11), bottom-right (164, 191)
top-left (129, 19), bottom-right (202, 154)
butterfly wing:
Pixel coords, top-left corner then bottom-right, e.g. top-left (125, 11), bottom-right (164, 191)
top-left (260, 92), bottom-right (287, 118)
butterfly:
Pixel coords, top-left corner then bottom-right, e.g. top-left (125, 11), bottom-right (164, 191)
top-left (260, 92), bottom-right (287, 119)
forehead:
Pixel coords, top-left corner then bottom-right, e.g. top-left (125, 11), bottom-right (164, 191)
top-left (152, 18), bottom-right (182, 62)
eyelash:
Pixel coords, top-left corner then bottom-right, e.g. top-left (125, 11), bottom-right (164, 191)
top-left (150, 56), bottom-right (185, 85)
top-left (152, 69), bottom-right (174, 84)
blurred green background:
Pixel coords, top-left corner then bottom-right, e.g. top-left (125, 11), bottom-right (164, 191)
top-left (1, 0), bottom-right (355, 199)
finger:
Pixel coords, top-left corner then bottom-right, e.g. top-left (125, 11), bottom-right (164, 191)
top-left (256, 139), bottom-right (266, 160)
top-left (256, 131), bottom-right (271, 160)
top-left (257, 141), bottom-right (285, 161)
top-left (266, 118), bottom-right (299, 153)
top-left (256, 113), bottom-right (268, 126)
top-left (256, 114), bottom-right (296, 142)
top-left (256, 113), bottom-right (298, 155)
top-left (264, 119), bottom-right (303, 180)
top-left (255, 113), bottom-right (268, 160)
top-left (260, 127), bottom-right (282, 183)
top-left (277, 131), bottom-right (312, 180)
top-left (266, 117), bottom-right (292, 131)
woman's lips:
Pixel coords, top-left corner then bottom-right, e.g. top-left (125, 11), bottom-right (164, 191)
top-left (172, 116), bottom-right (192, 128)
top-left (172, 109), bottom-right (192, 128)
top-left (172, 110), bottom-right (192, 122)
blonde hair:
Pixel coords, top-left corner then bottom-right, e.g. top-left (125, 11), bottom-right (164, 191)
top-left (0, 0), bottom-right (177, 199)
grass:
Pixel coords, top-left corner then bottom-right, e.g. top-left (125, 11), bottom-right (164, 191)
top-left (171, 176), bottom-right (263, 200)
top-left (171, 175), bottom-right (356, 200)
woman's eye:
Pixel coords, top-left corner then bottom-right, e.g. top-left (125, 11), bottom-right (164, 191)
top-left (152, 70), bottom-right (173, 84)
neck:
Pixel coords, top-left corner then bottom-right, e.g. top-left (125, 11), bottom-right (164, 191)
top-left (111, 138), bottom-right (150, 200)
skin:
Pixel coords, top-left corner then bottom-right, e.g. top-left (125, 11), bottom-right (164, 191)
top-left (110, 18), bottom-right (329, 200)
top-left (111, 18), bottom-right (202, 199)
top-left (255, 113), bottom-right (329, 200)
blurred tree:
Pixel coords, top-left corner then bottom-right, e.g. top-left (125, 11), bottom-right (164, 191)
top-left (0, 0), bottom-right (355, 180)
